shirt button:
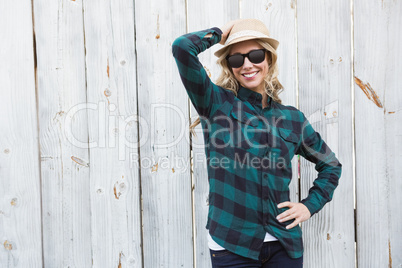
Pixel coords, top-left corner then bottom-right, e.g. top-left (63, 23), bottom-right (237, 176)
top-left (263, 174), bottom-right (268, 179)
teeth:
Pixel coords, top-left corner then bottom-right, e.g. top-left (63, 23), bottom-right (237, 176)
top-left (243, 72), bottom-right (258, 78)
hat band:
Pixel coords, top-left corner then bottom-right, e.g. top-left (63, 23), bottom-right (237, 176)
top-left (225, 30), bottom-right (270, 45)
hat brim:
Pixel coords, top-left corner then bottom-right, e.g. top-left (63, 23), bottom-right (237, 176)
top-left (214, 36), bottom-right (279, 58)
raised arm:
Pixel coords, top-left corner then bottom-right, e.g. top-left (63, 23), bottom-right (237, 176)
top-left (172, 28), bottom-right (224, 118)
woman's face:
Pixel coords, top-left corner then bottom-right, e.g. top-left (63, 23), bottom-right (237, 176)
top-left (229, 40), bottom-right (269, 94)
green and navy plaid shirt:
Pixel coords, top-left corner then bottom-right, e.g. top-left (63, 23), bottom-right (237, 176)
top-left (172, 27), bottom-right (342, 260)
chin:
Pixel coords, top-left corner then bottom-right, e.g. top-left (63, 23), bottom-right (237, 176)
top-left (242, 81), bottom-right (264, 92)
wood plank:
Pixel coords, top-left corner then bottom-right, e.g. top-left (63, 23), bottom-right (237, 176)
top-left (0, 1), bottom-right (42, 267)
top-left (134, 0), bottom-right (194, 266)
top-left (297, 0), bottom-right (355, 266)
top-left (82, 0), bottom-right (143, 266)
top-left (241, 0), bottom-right (300, 219)
top-left (241, 0), bottom-right (298, 115)
top-left (186, 2), bottom-right (239, 267)
top-left (33, 0), bottom-right (91, 266)
top-left (354, 0), bottom-right (402, 266)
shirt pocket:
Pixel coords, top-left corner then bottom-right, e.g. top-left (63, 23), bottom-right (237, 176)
top-left (227, 109), bottom-right (259, 150)
top-left (212, 102), bottom-right (259, 149)
top-left (277, 127), bottom-right (300, 157)
top-left (268, 126), bottom-right (300, 175)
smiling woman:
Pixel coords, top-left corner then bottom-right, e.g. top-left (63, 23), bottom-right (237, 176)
top-left (229, 41), bottom-right (270, 101)
top-left (172, 18), bottom-right (342, 268)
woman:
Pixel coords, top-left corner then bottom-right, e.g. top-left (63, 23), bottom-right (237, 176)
top-left (172, 19), bottom-right (342, 267)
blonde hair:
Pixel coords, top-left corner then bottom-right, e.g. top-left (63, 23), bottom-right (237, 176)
top-left (190, 39), bottom-right (283, 134)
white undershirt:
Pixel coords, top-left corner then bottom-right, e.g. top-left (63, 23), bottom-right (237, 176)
top-left (208, 231), bottom-right (278, 251)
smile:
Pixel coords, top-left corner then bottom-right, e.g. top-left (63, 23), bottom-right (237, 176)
top-left (242, 71), bottom-right (259, 78)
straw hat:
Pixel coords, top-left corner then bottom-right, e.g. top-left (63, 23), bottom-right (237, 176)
top-left (214, 18), bottom-right (279, 58)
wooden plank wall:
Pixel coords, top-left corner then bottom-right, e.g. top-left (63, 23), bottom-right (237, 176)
top-left (0, 1), bottom-right (43, 266)
top-left (82, 0), bottom-right (143, 266)
top-left (0, 0), bottom-right (401, 267)
top-left (134, 0), bottom-right (194, 267)
top-left (34, 0), bottom-right (92, 266)
top-left (297, 0), bottom-right (355, 267)
top-left (354, 0), bottom-right (402, 266)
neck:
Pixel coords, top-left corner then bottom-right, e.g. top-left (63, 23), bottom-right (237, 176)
top-left (262, 94), bottom-right (268, 108)
top-left (248, 86), bottom-right (268, 108)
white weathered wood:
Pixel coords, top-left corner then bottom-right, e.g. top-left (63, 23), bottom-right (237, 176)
top-left (82, 0), bottom-right (143, 267)
top-left (187, 1), bottom-right (239, 267)
top-left (1, 1), bottom-right (401, 267)
top-left (33, 0), bottom-right (92, 266)
top-left (241, 0), bottom-right (300, 221)
top-left (0, 1), bottom-right (42, 267)
top-left (354, 0), bottom-right (402, 266)
top-left (240, 0), bottom-right (298, 117)
top-left (134, 0), bottom-right (194, 267)
top-left (297, 0), bottom-right (355, 267)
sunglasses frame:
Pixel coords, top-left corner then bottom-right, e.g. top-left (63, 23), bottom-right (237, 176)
top-left (226, 49), bottom-right (267, 68)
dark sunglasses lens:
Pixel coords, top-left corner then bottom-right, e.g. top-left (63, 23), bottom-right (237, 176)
top-left (249, 50), bottom-right (266, 64)
top-left (227, 54), bottom-right (244, 68)
top-left (227, 50), bottom-right (266, 68)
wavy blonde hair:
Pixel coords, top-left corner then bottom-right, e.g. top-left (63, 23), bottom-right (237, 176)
top-left (190, 39), bottom-right (283, 134)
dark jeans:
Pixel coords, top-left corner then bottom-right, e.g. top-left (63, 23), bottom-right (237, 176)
top-left (209, 241), bottom-right (303, 268)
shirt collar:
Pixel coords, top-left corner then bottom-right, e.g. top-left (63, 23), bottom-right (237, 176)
top-left (237, 86), bottom-right (272, 107)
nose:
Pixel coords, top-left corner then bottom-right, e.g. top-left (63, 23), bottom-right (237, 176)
top-left (242, 56), bottom-right (253, 69)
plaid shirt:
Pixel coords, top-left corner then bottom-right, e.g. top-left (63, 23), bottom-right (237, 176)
top-left (172, 27), bottom-right (342, 260)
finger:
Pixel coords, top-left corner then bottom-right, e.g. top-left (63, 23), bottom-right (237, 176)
top-left (284, 204), bottom-right (304, 216)
top-left (278, 206), bottom-right (300, 219)
top-left (219, 20), bottom-right (238, 44)
top-left (277, 211), bottom-right (297, 222)
top-left (277, 201), bottom-right (292, 209)
top-left (286, 219), bottom-right (300, 229)
top-left (277, 209), bottom-right (291, 219)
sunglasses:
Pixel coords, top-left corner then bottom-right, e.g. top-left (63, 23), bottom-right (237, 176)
top-left (226, 49), bottom-right (267, 68)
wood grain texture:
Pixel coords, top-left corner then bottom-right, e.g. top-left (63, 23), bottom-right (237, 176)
top-left (134, 0), bottom-right (194, 266)
top-left (354, 0), bottom-right (402, 266)
top-left (297, 0), bottom-right (355, 267)
top-left (82, 0), bottom-right (143, 267)
top-left (186, 1), bottom-right (239, 267)
top-left (241, 0), bottom-right (298, 115)
top-left (33, 0), bottom-right (92, 266)
top-left (1, 1), bottom-right (401, 267)
top-left (241, 0), bottom-right (300, 221)
top-left (0, 1), bottom-right (42, 267)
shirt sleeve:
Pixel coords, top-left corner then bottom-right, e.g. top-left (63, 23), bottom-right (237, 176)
top-left (296, 112), bottom-right (342, 217)
top-left (172, 27), bottom-right (225, 118)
